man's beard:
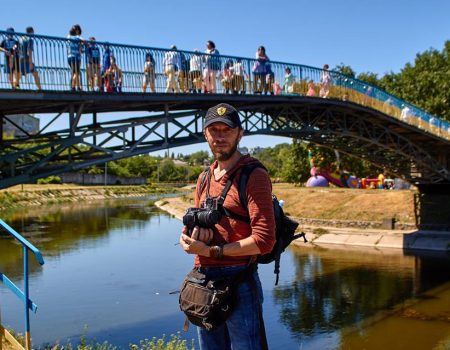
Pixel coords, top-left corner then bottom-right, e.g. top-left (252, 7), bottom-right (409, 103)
top-left (210, 134), bottom-right (240, 161)
top-left (214, 143), bottom-right (238, 161)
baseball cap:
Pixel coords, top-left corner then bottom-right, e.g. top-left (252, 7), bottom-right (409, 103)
top-left (204, 103), bottom-right (242, 130)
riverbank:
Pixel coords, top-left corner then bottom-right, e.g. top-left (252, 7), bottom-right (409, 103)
top-left (0, 184), bottom-right (179, 211)
top-left (155, 185), bottom-right (450, 251)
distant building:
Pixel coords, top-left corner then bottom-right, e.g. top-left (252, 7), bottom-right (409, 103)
top-left (3, 114), bottom-right (39, 138)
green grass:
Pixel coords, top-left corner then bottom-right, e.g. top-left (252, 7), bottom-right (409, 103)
top-left (1, 330), bottom-right (195, 350)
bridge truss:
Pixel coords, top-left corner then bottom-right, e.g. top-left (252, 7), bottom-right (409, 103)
top-left (0, 92), bottom-right (449, 189)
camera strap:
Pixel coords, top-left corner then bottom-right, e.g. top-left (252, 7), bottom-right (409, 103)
top-left (198, 167), bottom-right (252, 223)
top-left (201, 167), bottom-right (237, 206)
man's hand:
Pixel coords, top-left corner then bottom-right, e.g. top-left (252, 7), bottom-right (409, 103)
top-left (182, 226), bottom-right (213, 244)
top-left (179, 232), bottom-right (209, 256)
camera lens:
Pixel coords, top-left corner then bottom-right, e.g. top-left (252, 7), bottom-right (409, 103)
top-left (197, 209), bottom-right (221, 227)
top-left (182, 211), bottom-right (196, 227)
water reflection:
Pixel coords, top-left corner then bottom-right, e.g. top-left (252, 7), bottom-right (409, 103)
top-left (1, 200), bottom-right (449, 349)
top-left (273, 245), bottom-right (450, 349)
top-left (0, 200), bottom-right (164, 280)
top-left (0, 198), bottom-right (193, 347)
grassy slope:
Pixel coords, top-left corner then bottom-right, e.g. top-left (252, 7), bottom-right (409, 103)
top-left (174, 184), bottom-right (416, 224)
top-left (273, 184), bottom-right (416, 223)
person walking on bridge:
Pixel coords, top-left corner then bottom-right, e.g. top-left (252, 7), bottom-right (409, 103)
top-left (142, 52), bottom-right (156, 93)
top-left (67, 25), bottom-right (83, 91)
top-left (189, 49), bottom-right (203, 93)
top-left (203, 40), bottom-right (220, 93)
top-left (252, 46), bottom-right (270, 94)
top-left (0, 27), bottom-right (20, 89)
top-left (104, 56), bottom-right (122, 93)
top-left (230, 59), bottom-right (247, 94)
top-left (86, 37), bottom-right (101, 92)
top-left (101, 43), bottom-right (113, 92)
top-left (319, 64), bottom-right (331, 98)
top-left (179, 103), bottom-right (275, 350)
top-left (163, 45), bottom-right (180, 93)
top-left (19, 27), bottom-right (41, 90)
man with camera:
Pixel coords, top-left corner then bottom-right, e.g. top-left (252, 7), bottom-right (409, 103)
top-left (179, 103), bottom-right (275, 350)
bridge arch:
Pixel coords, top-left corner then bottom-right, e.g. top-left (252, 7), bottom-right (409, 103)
top-left (0, 92), bottom-right (448, 189)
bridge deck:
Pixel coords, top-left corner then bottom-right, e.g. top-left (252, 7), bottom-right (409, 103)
top-left (1, 90), bottom-right (448, 149)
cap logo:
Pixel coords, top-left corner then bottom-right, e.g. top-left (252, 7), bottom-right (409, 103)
top-left (217, 107), bottom-right (226, 116)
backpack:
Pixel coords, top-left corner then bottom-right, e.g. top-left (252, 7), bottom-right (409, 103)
top-left (198, 162), bottom-right (307, 285)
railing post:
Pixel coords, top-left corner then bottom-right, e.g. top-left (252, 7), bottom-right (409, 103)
top-left (247, 60), bottom-right (252, 94)
top-left (23, 248), bottom-right (31, 350)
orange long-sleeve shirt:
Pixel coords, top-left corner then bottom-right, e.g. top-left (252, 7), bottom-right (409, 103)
top-left (194, 155), bottom-right (276, 267)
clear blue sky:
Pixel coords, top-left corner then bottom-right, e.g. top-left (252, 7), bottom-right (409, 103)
top-left (4, 0), bottom-right (449, 155)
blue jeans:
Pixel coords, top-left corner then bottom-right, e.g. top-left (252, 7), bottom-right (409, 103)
top-left (197, 265), bottom-right (264, 350)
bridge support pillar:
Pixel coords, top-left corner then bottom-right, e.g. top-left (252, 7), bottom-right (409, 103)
top-left (415, 184), bottom-right (450, 231)
top-left (0, 113), bottom-right (3, 143)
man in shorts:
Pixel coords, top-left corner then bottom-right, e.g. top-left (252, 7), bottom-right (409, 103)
top-left (19, 27), bottom-right (42, 90)
top-left (86, 37), bottom-right (101, 92)
top-left (0, 27), bottom-right (20, 89)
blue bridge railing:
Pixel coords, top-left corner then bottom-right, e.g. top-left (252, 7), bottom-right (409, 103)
top-left (0, 30), bottom-right (449, 141)
top-left (0, 219), bottom-right (44, 350)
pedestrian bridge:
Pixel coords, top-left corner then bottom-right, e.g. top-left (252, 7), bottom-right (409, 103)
top-left (0, 30), bottom-right (449, 189)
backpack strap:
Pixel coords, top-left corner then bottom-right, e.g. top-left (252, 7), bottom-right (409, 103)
top-left (220, 162), bottom-right (267, 223)
top-left (196, 168), bottom-right (210, 201)
top-left (237, 162), bottom-right (267, 212)
top-left (199, 163), bottom-right (267, 223)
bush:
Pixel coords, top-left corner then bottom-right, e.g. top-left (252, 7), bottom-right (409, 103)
top-left (37, 176), bottom-right (62, 184)
top-left (130, 334), bottom-right (195, 350)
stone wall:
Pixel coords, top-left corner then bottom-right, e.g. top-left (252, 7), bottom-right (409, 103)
top-left (295, 217), bottom-right (416, 230)
top-left (60, 173), bottom-right (146, 186)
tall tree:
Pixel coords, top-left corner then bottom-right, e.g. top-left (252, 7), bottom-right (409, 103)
top-left (357, 72), bottom-right (380, 86)
top-left (379, 41), bottom-right (450, 121)
top-left (333, 63), bottom-right (356, 77)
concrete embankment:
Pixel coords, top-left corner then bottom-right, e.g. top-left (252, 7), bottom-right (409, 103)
top-left (155, 192), bottom-right (450, 252)
top-left (296, 225), bottom-right (450, 251)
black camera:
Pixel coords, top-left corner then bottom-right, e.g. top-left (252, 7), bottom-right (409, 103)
top-left (182, 207), bottom-right (222, 236)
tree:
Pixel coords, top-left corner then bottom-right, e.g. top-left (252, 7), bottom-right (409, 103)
top-left (333, 63), bottom-right (356, 77)
top-left (183, 150), bottom-right (210, 166)
top-left (357, 72), bottom-right (380, 86)
top-left (331, 41), bottom-right (450, 121)
top-left (379, 41), bottom-right (450, 121)
top-left (158, 158), bottom-right (184, 182)
top-left (279, 140), bottom-right (310, 184)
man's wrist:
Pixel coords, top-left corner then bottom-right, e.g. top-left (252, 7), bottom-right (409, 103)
top-left (209, 245), bottom-right (224, 259)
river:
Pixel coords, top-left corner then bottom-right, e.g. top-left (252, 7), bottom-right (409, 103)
top-left (0, 198), bottom-right (449, 349)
